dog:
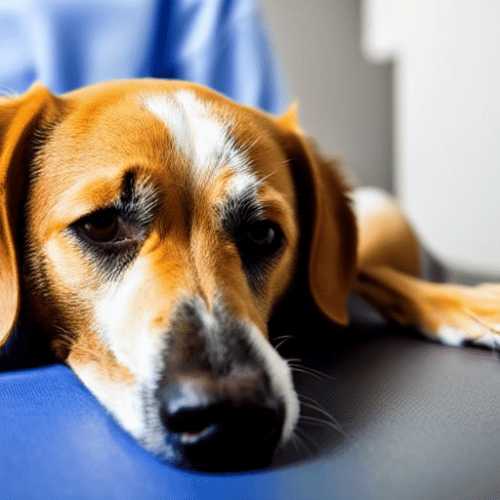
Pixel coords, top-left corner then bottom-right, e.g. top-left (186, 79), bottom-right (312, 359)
top-left (1, 79), bottom-right (500, 472)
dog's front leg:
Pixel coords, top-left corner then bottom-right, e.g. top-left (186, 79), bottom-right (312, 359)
top-left (351, 187), bottom-right (500, 348)
top-left (354, 265), bottom-right (500, 348)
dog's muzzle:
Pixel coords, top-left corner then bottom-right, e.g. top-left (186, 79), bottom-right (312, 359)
top-left (156, 300), bottom-right (286, 471)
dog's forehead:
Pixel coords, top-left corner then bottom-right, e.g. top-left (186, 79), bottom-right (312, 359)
top-left (53, 86), bottom-right (278, 182)
top-left (61, 82), bottom-right (275, 161)
top-left (143, 90), bottom-right (242, 174)
top-left (134, 87), bottom-right (294, 200)
top-left (31, 82), bottom-right (295, 239)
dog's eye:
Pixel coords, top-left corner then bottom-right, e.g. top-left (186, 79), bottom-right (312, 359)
top-left (241, 221), bottom-right (283, 257)
top-left (80, 209), bottom-right (121, 243)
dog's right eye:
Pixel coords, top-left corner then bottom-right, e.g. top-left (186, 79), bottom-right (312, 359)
top-left (78, 208), bottom-right (121, 243)
top-left (241, 220), bottom-right (284, 258)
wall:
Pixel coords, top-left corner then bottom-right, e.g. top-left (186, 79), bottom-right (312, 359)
top-left (364, 0), bottom-right (500, 278)
top-left (261, 0), bottom-right (393, 192)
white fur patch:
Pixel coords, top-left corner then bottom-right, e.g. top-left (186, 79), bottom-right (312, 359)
top-left (228, 171), bottom-right (262, 201)
top-left (244, 323), bottom-right (299, 444)
top-left (437, 326), bottom-right (466, 346)
top-left (437, 326), bottom-right (500, 349)
top-left (143, 90), bottom-right (251, 185)
top-left (469, 331), bottom-right (500, 349)
top-left (88, 258), bottom-right (168, 454)
top-left (94, 259), bottom-right (165, 387)
top-left (70, 362), bottom-right (147, 440)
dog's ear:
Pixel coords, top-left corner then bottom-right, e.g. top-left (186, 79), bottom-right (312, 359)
top-left (0, 84), bottom-right (57, 347)
top-left (276, 107), bottom-right (357, 325)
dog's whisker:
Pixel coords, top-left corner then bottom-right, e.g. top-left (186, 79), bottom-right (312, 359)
top-left (289, 432), bottom-right (309, 458)
top-left (301, 408), bottom-right (340, 431)
top-left (299, 415), bottom-right (343, 433)
top-left (257, 160), bottom-right (291, 185)
top-left (288, 432), bottom-right (303, 455)
top-left (288, 363), bottom-right (336, 382)
top-left (258, 167), bottom-right (279, 182)
top-left (272, 334), bottom-right (295, 342)
top-left (240, 133), bottom-right (264, 153)
top-left (289, 366), bottom-right (326, 381)
top-left (299, 394), bottom-right (341, 427)
top-left (274, 339), bottom-right (289, 351)
top-left (272, 335), bottom-right (295, 351)
top-left (293, 427), bottom-right (319, 456)
top-left (298, 394), bottom-right (337, 418)
top-left (290, 429), bottom-right (314, 458)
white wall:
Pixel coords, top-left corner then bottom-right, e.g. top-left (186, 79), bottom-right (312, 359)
top-left (364, 0), bottom-right (500, 277)
top-left (261, 0), bottom-right (393, 192)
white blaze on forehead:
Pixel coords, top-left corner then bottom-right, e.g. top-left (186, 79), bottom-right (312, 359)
top-left (143, 90), bottom-right (264, 219)
top-left (228, 171), bottom-right (261, 201)
top-left (143, 90), bottom-right (251, 183)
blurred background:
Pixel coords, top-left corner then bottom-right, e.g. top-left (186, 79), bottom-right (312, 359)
top-left (262, 0), bottom-right (392, 192)
top-left (262, 0), bottom-right (500, 284)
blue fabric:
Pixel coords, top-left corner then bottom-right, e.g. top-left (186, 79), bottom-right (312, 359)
top-left (0, 0), bottom-right (288, 113)
top-left (0, 364), bottom-right (360, 500)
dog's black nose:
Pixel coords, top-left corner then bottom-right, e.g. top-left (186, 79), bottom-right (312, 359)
top-left (158, 372), bottom-right (283, 472)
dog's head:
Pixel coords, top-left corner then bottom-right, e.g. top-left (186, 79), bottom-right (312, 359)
top-left (0, 80), bottom-right (356, 471)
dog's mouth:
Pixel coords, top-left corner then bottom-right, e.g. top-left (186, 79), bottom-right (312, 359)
top-left (61, 297), bottom-right (299, 473)
top-left (168, 426), bottom-right (282, 472)
top-left (178, 424), bottom-right (217, 445)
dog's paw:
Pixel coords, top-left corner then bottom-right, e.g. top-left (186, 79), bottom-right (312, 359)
top-left (436, 326), bottom-right (500, 350)
top-left (428, 283), bottom-right (500, 350)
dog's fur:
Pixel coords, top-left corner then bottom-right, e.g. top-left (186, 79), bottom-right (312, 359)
top-left (2, 80), bottom-right (500, 471)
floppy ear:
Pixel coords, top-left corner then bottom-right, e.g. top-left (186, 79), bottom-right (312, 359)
top-left (276, 107), bottom-right (358, 325)
top-left (0, 84), bottom-right (56, 347)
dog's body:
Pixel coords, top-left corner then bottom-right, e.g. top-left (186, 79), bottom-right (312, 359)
top-left (1, 79), bottom-right (500, 471)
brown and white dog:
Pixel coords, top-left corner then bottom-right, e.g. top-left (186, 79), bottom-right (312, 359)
top-left (1, 79), bottom-right (500, 471)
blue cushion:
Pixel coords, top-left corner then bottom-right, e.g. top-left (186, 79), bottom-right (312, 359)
top-left (0, 363), bottom-right (364, 500)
